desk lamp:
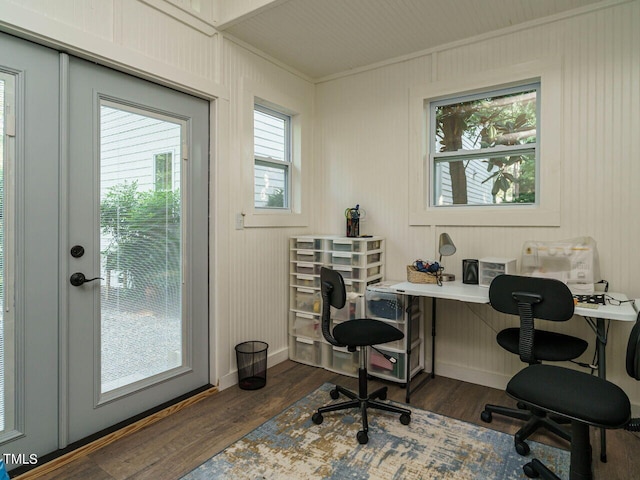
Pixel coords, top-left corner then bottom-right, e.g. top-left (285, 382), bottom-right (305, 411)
top-left (438, 233), bottom-right (456, 282)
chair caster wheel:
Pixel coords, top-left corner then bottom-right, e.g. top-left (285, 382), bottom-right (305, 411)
top-left (312, 412), bottom-right (323, 425)
top-left (330, 389), bottom-right (340, 400)
top-left (357, 430), bottom-right (368, 444)
top-left (400, 413), bottom-right (411, 425)
top-left (515, 440), bottom-right (530, 456)
top-left (517, 402), bottom-right (528, 410)
top-left (523, 462), bottom-right (539, 478)
top-left (480, 410), bottom-right (492, 423)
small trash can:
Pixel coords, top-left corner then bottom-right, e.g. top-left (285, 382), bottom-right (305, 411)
top-left (235, 341), bottom-right (269, 390)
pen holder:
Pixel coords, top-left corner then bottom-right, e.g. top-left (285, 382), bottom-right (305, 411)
top-left (346, 217), bottom-right (359, 237)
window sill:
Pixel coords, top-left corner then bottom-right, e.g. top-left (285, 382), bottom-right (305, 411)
top-left (243, 210), bottom-right (309, 228)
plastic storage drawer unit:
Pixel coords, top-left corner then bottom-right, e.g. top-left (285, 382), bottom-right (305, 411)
top-left (366, 290), bottom-right (404, 321)
top-left (291, 337), bottom-right (320, 365)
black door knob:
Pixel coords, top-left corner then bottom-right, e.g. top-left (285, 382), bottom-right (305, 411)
top-left (70, 272), bottom-right (103, 287)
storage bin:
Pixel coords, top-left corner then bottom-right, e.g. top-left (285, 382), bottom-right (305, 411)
top-left (331, 251), bottom-right (353, 265)
top-left (479, 257), bottom-right (517, 287)
top-left (368, 347), bottom-right (405, 380)
top-left (293, 287), bottom-right (321, 314)
top-left (296, 250), bottom-right (322, 262)
top-left (294, 237), bottom-right (321, 250)
top-left (291, 337), bottom-right (320, 364)
top-left (292, 313), bottom-right (320, 339)
top-left (292, 273), bottom-right (320, 288)
top-left (378, 321), bottom-right (405, 350)
top-left (366, 290), bottom-right (404, 320)
top-left (366, 252), bottom-right (382, 264)
top-left (295, 262), bottom-right (321, 275)
top-left (367, 265), bottom-right (382, 277)
top-left (331, 297), bottom-right (363, 321)
top-left (333, 265), bottom-right (360, 279)
top-left (329, 347), bottom-right (358, 375)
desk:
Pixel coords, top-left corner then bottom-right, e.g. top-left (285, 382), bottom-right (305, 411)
top-left (390, 280), bottom-right (637, 462)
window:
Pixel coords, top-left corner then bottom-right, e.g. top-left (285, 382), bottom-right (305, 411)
top-left (154, 152), bottom-right (173, 191)
top-left (240, 77), bottom-right (310, 227)
top-left (409, 58), bottom-right (562, 226)
top-left (430, 84), bottom-right (539, 207)
top-left (254, 104), bottom-right (290, 209)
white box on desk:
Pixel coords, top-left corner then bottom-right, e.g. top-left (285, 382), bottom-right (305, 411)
top-left (479, 257), bottom-right (517, 287)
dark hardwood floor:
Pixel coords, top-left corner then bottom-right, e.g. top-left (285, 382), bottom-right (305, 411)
top-left (24, 361), bottom-right (640, 479)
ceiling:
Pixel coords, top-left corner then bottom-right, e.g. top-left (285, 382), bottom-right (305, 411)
top-left (218, 0), bottom-right (606, 80)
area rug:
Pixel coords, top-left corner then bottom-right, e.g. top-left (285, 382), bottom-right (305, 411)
top-left (182, 383), bottom-right (569, 479)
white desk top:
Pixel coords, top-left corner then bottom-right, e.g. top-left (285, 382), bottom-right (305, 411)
top-left (389, 280), bottom-right (637, 322)
top-left (390, 281), bottom-right (489, 304)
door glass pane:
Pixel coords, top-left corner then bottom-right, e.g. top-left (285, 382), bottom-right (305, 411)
top-left (0, 71), bottom-right (15, 434)
top-left (99, 101), bottom-right (184, 394)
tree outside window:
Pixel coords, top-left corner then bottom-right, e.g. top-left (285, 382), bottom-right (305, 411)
top-left (430, 83), bottom-right (539, 206)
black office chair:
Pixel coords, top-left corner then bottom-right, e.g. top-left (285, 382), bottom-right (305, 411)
top-left (481, 274), bottom-right (589, 455)
top-left (507, 311), bottom-right (640, 480)
top-left (311, 267), bottom-right (411, 444)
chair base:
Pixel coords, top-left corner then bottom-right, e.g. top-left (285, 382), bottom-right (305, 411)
top-left (523, 422), bottom-right (592, 480)
top-left (481, 403), bottom-right (571, 455)
top-left (312, 366), bottom-right (411, 444)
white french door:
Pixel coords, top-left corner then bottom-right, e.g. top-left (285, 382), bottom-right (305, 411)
top-left (0, 32), bottom-right (60, 466)
top-left (65, 56), bottom-right (209, 443)
top-left (0, 32), bottom-right (209, 470)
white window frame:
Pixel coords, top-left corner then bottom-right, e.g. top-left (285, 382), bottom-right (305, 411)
top-left (409, 58), bottom-right (562, 226)
top-left (430, 83), bottom-right (539, 207)
top-left (240, 77), bottom-right (310, 228)
top-left (253, 104), bottom-right (291, 209)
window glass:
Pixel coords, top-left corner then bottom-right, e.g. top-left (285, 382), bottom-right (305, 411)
top-left (154, 152), bottom-right (173, 191)
top-left (430, 84), bottom-right (538, 206)
top-left (100, 102), bottom-right (183, 393)
top-left (0, 71), bottom-right (15, 434)
top-left (254, 105), bottom-right (290, 209)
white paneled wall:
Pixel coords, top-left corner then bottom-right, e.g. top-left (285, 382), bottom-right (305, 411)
top-left (2, 0), bottom-right (639, 410)
top-left (215, 38), bottom-right (315, 387)
top-left (315, 2), bottom-right (640, 405)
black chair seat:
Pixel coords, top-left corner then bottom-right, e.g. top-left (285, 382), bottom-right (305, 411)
top-left (333, 319), bottom-right (404, 347)
top-left (497, 328), bottom-right (588, 362)
top-left (507, 363), bottom-right (631, 429)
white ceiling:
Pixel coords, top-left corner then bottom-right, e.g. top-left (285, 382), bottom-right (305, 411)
top-left (218, 0), bottom-right (606, 80)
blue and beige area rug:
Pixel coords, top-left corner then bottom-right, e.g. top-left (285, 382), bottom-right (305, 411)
top-left (182, 383), bottom-right (569, 479)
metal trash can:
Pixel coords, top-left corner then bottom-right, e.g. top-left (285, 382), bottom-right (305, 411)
top-left (235, 341), bottom-right (269, 390)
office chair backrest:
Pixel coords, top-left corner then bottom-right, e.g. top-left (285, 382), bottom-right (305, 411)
top-left (490, 274), bottom-right (575, 364)
top-left (489, 274), bottom-right (575, 321)
top-left (320, 267), bottom-right (346, 347)
top-left (626, 311), bottom-right (640, 380)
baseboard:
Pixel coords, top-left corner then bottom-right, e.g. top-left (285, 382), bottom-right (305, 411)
top-left (217, 346), bottom-right (289, 391)
top-left (434, 362), bottom-right (511, 391)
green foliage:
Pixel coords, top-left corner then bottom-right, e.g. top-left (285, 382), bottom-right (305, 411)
top-left (266, 187), bottom-right (284, 208)
top-left (100, 181), bottom-right (181, 299)
top-left (435, 89), bottom-right (537, 204)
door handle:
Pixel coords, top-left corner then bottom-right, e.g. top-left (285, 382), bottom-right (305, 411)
top-left (70, 272), bottom-right (104, 287)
